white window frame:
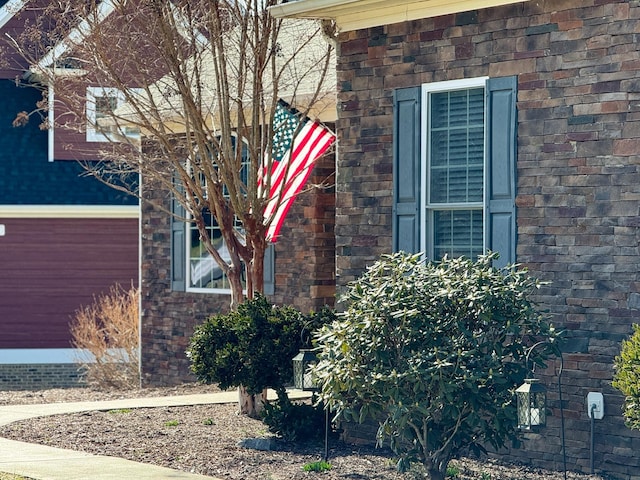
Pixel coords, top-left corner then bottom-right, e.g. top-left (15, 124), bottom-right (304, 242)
top-left (86, 86), bottom-right (140, 142)
top-left (185, 134), bottom-right (249, 294)
top-left (186, 211), bottom-right (247, 294)
top-left (420, 76), bottom-right (489, 259)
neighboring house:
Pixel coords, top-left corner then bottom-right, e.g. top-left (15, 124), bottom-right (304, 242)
top-left (271, 0), bottom-right (640, 479)
top-left (0, 1), bottom-right (337, 390)
top-left (0, 0), bottom-right (139, 389)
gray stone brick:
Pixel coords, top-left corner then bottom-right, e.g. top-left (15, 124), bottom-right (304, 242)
top-left (333, 1), bottom-right (640, 476)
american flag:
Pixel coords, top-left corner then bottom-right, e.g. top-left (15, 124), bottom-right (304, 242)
top-left (262, 100), bottom-right (336, 242)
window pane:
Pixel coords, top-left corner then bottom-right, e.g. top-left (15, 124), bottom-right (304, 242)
top-left (95, 95), bottom-right (118, 120)
top-left (449, 90), bottom-right (470, 127)
top-left (429, 87), bottom-right (485, 205)
top-left (189, 210), bottom-right (225, 289)
top-left (188, 136), bottom-right (249, 291)
top-left (433, 209), bottom-right (483, 260)
top-left (189, 209), bottom-right (246, 290)
top-left (430, 92), bottom-right (449, 129)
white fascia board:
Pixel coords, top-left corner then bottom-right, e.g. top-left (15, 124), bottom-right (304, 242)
top-left (48, 82), bottom-right (54, 162)
top-left (270, 0), bottom-right (528, 32)
top-left (0, 0), bottom-right (27, 30)
top-left (168, 2), bottom-right (209, 48)
top-left (269, 0), bottom-right (359, 18)
top-left (36, 0), bottom-right (197, 71)
top-left (0, 205), bottom-right (140, 219)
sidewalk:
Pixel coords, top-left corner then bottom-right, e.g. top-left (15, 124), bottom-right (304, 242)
top-left (0, 389), bottom-right (310, 480)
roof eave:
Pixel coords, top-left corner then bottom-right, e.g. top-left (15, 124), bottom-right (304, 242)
top-left (269, 0), bottom-right (528, 32)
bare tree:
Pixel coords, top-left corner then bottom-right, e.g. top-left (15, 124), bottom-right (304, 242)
top-left (8, 0), bottom-right (335, 416)
top-left (10, 0), bottom-right (335, 309)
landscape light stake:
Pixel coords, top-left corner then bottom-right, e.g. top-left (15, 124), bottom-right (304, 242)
top-left (516, 341), bottom-right (566, 480)
top-left (292, 328), bottom-right (330, 461)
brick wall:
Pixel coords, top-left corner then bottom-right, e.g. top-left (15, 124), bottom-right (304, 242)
top-left (0, 364), bottom-right (86, 390)
top-left (334, 1), bottom-right (640, 478)
top-left (140, 153), bottom-right (336, 386)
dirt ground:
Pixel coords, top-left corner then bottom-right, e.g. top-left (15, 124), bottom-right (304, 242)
top-left (0, 384), bottom-right (610, 480)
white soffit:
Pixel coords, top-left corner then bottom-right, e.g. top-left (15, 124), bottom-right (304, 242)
top-left (270, 0), bottom-right (527, 31)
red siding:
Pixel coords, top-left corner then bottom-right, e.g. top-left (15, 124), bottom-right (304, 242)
top-left (0, 217), bottom-right (138, 348)
top-left (0, 12), bottom-right (28, 78)
top-left (53, 116), bottom-right (105, 162)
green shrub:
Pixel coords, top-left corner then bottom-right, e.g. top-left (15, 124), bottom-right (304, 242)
top-left (312, 252), bottom-right (557, 480)
top-left (261, 390), bottom-right (329, 442)
top-left (613, 324), bottom-right (640, 430)
top-left (187, 294), bottom-right (335, 396)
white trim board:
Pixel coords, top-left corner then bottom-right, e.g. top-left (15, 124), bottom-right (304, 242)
top-left (0, 205), bottom-right (139, 219)
top-left (0, 348), bottom-right (133, 364)
top-left (0, 348), bottom-right (81, 364)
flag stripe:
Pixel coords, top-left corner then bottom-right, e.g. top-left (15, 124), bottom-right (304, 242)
top-left (267, 122), bottom-right (318, 198)
top-left (266, 123), bottom-right (329, 212)
top-left (267, 121), bottom-right (327, 198)
top-left (264, 130), bottom-right (333, 229)
top-left (261, 102), bottom-right (335, 242)
top-left (264, 125), bottom-right (333, 217)
top-left (264, 133), bottom-right (334, 239)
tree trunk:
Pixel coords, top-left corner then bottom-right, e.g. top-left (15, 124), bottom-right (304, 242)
top-left (426, 468), bottom-right (445, 480)
top-left (238, 386), bottom-right (267, 418)
top-left (423, 456), bottom-right (451, 480)
top-left (228, 266), bottom-right (245, 311)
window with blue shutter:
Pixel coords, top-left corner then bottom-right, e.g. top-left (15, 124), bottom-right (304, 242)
top-left (393, 76), bottom-right (517, 266)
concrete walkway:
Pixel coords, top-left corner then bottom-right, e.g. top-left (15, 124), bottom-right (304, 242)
top-left (0, 389), bottom-right (311, 480)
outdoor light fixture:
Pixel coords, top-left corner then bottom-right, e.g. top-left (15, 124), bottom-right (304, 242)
top-left (292, 332), bottom-right (330, 461)
top-left (516, 378), bottom-right (547, 429)
top-left (516, 341), bottom-right (566, 480)
top-left (292, 348), bottom-right (318, 391)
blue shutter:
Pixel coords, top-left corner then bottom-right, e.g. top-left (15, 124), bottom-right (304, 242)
top-left (263, 244), bottom-right (275, 295)
top-left (171, 183), bottom-right (186, 292)
top-left (393, 87), bottom-right (422, 254)
top-left (486, 76), bottom-right (517, 267)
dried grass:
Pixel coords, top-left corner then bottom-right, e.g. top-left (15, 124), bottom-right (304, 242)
top-left (70, 284), bottom-right (140, 389)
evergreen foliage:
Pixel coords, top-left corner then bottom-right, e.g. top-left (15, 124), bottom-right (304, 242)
top-left (613, 324), bottom-right (640, 431)
top-left (187, 294), bottom-right (334, 396)
top-left (311, 252), bottom-right (557, 480)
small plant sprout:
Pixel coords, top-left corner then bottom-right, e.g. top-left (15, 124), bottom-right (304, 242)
top-left (302, 460), bottom-right (332, 472)
top-left (164, 420), bottom-right (179, 427)
top-left (446, 464), bottom-right (460, 478)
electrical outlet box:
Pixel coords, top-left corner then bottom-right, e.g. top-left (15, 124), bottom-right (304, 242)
top-left (0, 224), bottom-right (4, 236)
top-left (587, 392), bottom-right (604, 420)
